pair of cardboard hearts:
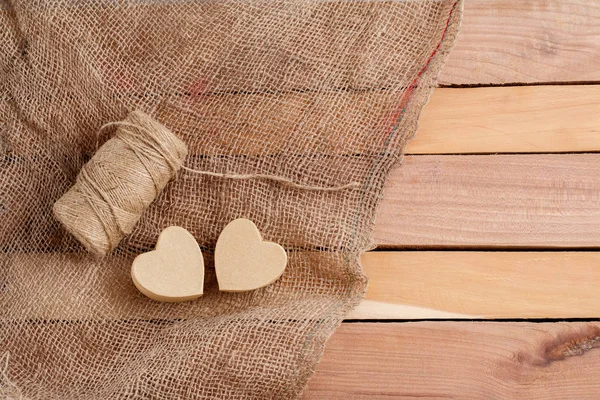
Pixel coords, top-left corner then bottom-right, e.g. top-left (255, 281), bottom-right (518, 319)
top-left (131, 219), bottom-right (287, 302)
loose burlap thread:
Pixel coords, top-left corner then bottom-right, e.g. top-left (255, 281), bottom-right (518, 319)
top-left (0, 1), bottom-right (462, 399)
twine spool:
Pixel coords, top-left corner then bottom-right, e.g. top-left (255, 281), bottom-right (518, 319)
top-left (53, 110), bottom-right (188, 256)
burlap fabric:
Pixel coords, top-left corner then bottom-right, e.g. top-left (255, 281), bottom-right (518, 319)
top-left (0, 1), bottom-right (462, 398)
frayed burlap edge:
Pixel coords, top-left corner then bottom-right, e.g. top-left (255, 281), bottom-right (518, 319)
top-left (295, 1), bottom-right (464, 396)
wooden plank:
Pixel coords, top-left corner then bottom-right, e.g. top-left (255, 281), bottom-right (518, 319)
top-left (162, 85), bottom-right (600, 155)
top-left (305, 322), bottom-right (600, 399)
top-left (6, 2), bottom-right (600, 91)
top-left (6, 86), bottom-right (600, 156)
top-left (6, 251), bottom-right (600, 321)
top-left (439, 0), bottom-right (600, 85)
top-left (373, 154), bottom-right (600, 248)
top-left (408, 85), bottom-right (600, 154)
top-left (350, 252), bottom-right (600, 320)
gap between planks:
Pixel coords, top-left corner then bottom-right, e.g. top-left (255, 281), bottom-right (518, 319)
top-left (305, 322), bottom-right (600, 399)
top-left (350, 252), bottom-right (600, 320)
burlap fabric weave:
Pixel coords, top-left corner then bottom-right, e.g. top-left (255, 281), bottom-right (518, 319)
top-left (0, 1), bottom-right (462, 398)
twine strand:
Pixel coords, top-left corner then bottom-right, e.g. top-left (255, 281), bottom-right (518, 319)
top-left (164, 104), bottom-right (360, 191)
top-left (181, 166), bottom-right (360, 192)
top-left (102, 117), bottom-right (360, 192)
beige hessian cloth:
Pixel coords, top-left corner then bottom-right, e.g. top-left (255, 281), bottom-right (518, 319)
top-left (0, 1), bottom-right (462, 398)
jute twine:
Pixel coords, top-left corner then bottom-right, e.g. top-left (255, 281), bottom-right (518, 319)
top-left (52, 110), bottom-right (188, 256)
top-left (53, 110), bottom-right (360, 256)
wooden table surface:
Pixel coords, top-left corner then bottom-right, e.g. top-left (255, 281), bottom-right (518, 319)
top-left (305, 1), bottom-right (600, 398)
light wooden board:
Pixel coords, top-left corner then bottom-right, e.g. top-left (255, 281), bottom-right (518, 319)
top-left (439, 0), bottom-right (600, 85)
top-left (351, 252), bottom-right (600, 319)
top-left (408, 85), bottom-right (600, 154)
top-left (374, 154), bottom-right (600, 248)
top-left (6, 86), bottom-right (600, 156)
top-left (305, 322), bottom-right (600, 399)
top-left (4, 1), bottom-right (598, 100)
top-left (7, 251), bottom-right (600, 321)
top-left (8, 1), bottom-right (598, 89)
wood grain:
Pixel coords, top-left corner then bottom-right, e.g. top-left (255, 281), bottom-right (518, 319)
top-left (305, 322), bottom-right (600, 399)
top-left (408, 85), bottom-right (600, 154)
top-left (439, 0), bottom-right (600, 85)
top-left (374, 154), bottom-right (600, 248)
top-left (351, 252), bottom-right (600, 319)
